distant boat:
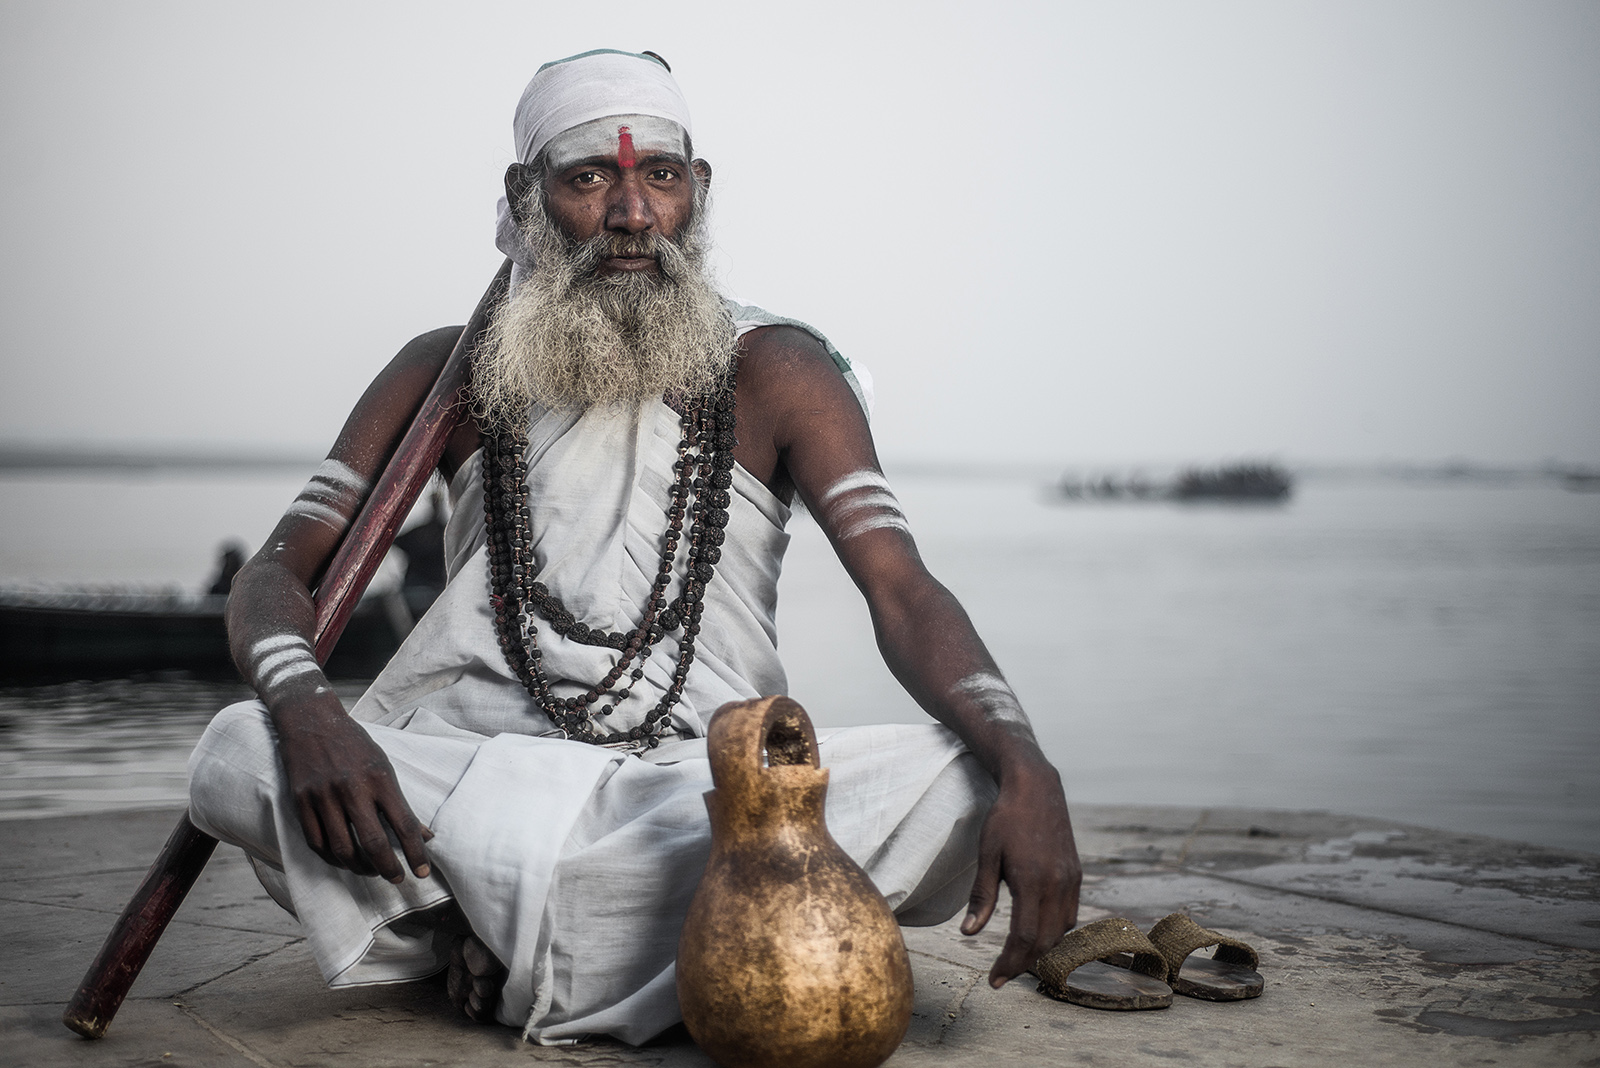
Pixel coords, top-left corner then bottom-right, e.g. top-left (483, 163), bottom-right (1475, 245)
top-left (1172, 462), bottom-right (1293, 501)
top-left (0, 585), bottom-right (432, 681)
top-left (1057, 462), bottom-right (1293, 503)
top-left (1563, 471), bottom-right (1600, 493)
top-left (1, 501), bottom-right (451, 682)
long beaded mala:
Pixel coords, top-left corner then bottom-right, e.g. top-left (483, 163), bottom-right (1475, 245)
top-left (482, 379), bottom-right (737, 747)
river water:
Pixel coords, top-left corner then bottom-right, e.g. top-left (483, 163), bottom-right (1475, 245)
top-left (1, 465), bottom-right (1596, 854)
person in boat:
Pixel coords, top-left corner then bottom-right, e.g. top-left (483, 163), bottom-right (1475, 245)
top-left (206, 540), bottom-right (247, 596)
top-left (187, 49), bottom-right (1081, 1043)
top-left (392, 485), bottom-right (450, 606)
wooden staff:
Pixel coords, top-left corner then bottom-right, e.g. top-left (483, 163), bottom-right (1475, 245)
top-left (62, 259), bottom-right (512, 1040)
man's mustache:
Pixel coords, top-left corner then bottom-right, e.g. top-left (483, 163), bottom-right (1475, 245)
top-left (567, 231), bottom-right (690, 281)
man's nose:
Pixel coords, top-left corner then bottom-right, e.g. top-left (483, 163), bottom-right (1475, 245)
top-left (605, 173), bottom-right (655, 234)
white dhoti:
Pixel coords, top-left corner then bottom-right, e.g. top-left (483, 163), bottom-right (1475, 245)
top-left (189, 328), bottom-right (994, 1043)
top-left (190, 704), bottom-right (993, 1043)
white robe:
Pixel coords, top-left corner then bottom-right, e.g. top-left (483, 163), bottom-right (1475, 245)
top-left (189, 385), bottom-right (993, 1045)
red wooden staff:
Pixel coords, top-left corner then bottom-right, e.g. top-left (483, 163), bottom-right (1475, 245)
top-left (62, 260), bottom-right (512, 1040)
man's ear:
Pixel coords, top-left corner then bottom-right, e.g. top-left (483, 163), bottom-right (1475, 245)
top-left (692, 158), bottom-right (713, 192)
top-left (505, 163), bottom-right (537, 223)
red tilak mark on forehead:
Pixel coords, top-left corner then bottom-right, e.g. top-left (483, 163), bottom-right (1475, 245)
top-left (617, 125), bottom-right (636, 169)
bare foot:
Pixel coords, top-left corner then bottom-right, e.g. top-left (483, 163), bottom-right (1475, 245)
top-left (442, 915), bottom-right (507, 1023)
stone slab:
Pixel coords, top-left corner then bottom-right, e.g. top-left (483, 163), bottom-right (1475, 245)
top-left (3, 804), bottom-right (1598, 1067)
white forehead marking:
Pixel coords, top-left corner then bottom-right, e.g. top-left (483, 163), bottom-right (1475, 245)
top-left (544, 114), bottom-right (688, 172)
top-left (952, 671), bottom-right (1034, 731)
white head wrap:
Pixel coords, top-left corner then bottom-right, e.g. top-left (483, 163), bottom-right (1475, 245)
top-left (494, 49), bottom-right (694, 286)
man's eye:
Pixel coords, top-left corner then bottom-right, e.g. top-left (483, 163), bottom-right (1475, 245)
top-left (574, 171), bottom-right (605, 186)
top-left (649, 168), bottom-right (678, 181)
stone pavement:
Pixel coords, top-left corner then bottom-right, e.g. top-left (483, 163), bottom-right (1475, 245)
top-left (3, 804), bottom-right (1597, 1067)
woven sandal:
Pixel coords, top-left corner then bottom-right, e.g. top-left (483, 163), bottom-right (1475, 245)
top-left (1139, 913), bottom-right (1263, 1001)
top-left (1030, 916), bottom-right (1173, 1010)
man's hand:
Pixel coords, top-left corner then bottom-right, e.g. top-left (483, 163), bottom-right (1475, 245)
top-left (960, 754), bottom-right (1081, 988)
top-left (275, 700), bottom-right (433, 884)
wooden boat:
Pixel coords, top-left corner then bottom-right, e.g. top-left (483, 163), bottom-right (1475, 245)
top-left (1171, 462), bottom-right (1292, 501)
top-left (0, 585), bottom-right (434, 680)
top-left (1057, 462), bottom-right (1293, 502)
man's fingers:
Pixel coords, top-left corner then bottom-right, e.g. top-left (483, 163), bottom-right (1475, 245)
top-left (988, 884), bottom-right (1042, 989)
top-left (295, 795), bottom-right (331, 865)
top-left (1060, 875), bottom-right (1082, 932)
top-left (1032, 865), bottom-right (1075, 958)
top-left (378, 789), bottom-right (433, 879)
top-left (1035, 896), bottom-right (1073, 969)
top-left (988, 929), bottom-right (1040, 989)
top-left (314, 797), bottom-right (364, 872)
top-left (350, 808), bottom-right (406, 884)
top-left (962, 843), bottom-right (1002, 936)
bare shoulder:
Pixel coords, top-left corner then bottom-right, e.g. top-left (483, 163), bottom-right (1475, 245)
top-left (732, 322), bottom-right (864, 428)
top-left (388, 325), bottom-right (465, 385)
top-left (327, 326), bottom-right (468, 478)
top-left (737, 324), bottom-right (854, 405)
top-left (732, 325), bottom-right (865, 493)
top-left (386, 325), bottom-right (483, 476)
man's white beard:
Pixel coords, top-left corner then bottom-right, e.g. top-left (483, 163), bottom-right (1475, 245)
top-left (473, 188), bottom-right (736, 426)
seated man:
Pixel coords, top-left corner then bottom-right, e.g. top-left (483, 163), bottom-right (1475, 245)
top-left (188, 48), bottom-right (1080, 1045)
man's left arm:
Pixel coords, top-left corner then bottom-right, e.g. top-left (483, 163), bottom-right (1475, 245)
top-left (738, 329), bottom-right (1081, 988)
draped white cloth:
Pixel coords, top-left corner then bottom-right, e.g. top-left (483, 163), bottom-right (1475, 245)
top-left (188, 351), bottom-right (989, 1043)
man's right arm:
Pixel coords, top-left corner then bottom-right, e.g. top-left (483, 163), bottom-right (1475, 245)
top-left (224, 325), bottom-right (468, 883)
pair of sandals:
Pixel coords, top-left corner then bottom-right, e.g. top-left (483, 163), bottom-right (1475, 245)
top-left (1031, 914), bottom-right (1263, 1010)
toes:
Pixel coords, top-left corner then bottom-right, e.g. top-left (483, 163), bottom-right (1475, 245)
top-left (451, 934), bottom-right (505, 1023)
top-left (443, 929), bottom-right (505, 1024)
top-left (465, 988), bottom-right (497, 1022)
top-left (445, 958), bottom-right (470, 1008)
top-left (462, 935), bottom-right (502, 977)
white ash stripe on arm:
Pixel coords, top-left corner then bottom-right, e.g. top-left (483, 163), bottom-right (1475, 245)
top-left (246, 633), bottom-right (322, 693)
top-left (285, 459), bottom-right (372, 534)
top-left (818, 469), bottom-right (912, 542)
top-left (262, 659), bottom-right (322, 690)
top-left (285, 498), bottom-right (354, 532)
top-left (247, 634), bottom-right (305, 660)
top-left (838, 511), bottom-right (912, 540)
top-left (308, 459), bottom-right (371, 500)
top-left (255, 646), bottom-right (312, 680)
top-left (832, 488), bottom-right (899, 519)
top-left (820, 469), bottom-right (894, 506)
top-left (951, 671), bottom-right (1036, 735)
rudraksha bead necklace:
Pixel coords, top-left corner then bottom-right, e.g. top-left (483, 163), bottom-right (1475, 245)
top-left (481, 380), bottom-right (737, 746)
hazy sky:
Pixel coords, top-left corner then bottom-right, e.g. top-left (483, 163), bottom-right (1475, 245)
top-left (3, 1), bottom-right (1596, 466)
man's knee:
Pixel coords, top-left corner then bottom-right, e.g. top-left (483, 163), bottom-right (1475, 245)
top-left (894, 752), bottom-right (996, 926)
top-left (188, 700), bottom-right (287, 859)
